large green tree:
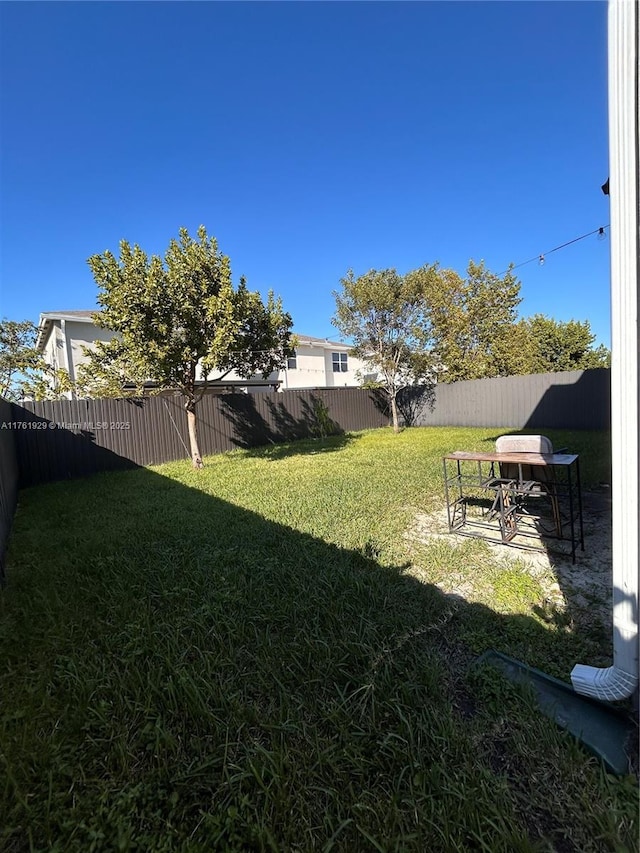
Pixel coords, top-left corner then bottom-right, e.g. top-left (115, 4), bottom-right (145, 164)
top-left (0, 318), bottom-right (72, 401)
top-left (332, 267), bottom-right (437, 432)
top-left (331, 260), bottom-right (610, 417)
top-left (424, 261), bottom-right (523, 382)
top-left (517, 314), bottom-right (611, 373)
top-left (85, 226), bottom-right (294, 468)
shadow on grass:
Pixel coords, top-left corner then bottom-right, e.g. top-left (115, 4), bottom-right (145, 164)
top-left (236, 434), bottom-right (354, 462)
top-left (0, 432), bottom-right (637, 851)
top-left (461, 429), bottom-right (614, 645)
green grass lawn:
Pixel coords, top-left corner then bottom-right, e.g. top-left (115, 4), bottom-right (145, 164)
top-left (1, 426), bottom-right (636, 852)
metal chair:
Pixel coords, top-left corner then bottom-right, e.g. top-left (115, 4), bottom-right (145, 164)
top-left (494, 434), bottom-right (562, 536)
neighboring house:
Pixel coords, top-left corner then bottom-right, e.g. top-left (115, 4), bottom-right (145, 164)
top-left (256, 334), bottom-right (376, 392)
top-left (35, 311), bottom-right (117, 392)
top-left (35, 311), bottom-right (375, 398)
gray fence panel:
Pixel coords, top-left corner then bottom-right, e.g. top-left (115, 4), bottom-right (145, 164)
top-left (0, 398), bottom-right (19, 581)
top-left (12, 387), bottom-right (388, 487)
top-left (408, 368), bottom-right (610, 430)
top-left (9, 372), bottom-right (610, 489)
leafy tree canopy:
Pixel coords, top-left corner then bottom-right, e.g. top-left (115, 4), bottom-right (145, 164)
top-left (84, 225), bottom-right (294, 467)
top-left (332, 266), bottom-right (439, 432)
top-left (517, 314), bottom-right (611, 373)
top-left (423, 261), bottom-right (522, 382)
top-left (332, 260), bottom-right (611, 430)
top-left (0, 318), bottom-right (72, 401)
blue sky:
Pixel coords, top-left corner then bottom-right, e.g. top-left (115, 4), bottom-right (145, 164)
top-left (0, 1), bottom-right (611, 346)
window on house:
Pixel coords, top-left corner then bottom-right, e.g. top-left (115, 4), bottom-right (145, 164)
top-left (287, 353), bottom-right (297, 370)
top-left (332, 352), bottom-right (348, 372)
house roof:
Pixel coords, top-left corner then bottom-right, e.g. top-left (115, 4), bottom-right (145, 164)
top-left (35, 310), bottom-right (101, 352)
top-left (39, 310), bottom-right (99, 321)
top-left (294, 334), bottom-right (350, 350)
top-left (35, 311), bottom-right (351, 353)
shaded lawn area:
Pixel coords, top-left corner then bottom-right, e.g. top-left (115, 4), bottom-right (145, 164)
top-left (0, 426), bottom-right (636, 852)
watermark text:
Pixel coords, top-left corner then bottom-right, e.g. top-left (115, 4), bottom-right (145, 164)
top-left (1, 421), bottom-right (131, 431)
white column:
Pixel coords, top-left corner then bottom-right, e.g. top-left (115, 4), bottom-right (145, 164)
top-left (571, 0), bottom-right (639, 701)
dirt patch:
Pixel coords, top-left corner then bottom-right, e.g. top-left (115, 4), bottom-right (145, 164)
top-left (405, 491), bottom-right (613, 627)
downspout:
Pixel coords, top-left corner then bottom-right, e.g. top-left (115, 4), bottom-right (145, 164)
top-left (571, 0), bottom-right (639, 703)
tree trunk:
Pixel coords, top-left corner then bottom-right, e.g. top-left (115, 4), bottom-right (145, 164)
top-left (186, 403), bottom-right (204, 469)
top-left (390, 392), bottom-right (400, 433)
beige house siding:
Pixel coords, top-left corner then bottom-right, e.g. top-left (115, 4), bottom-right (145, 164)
top-left (37, 313), bottom-right (375, 396)
top-left (42, 325), bottom-right (61, 372)
top-left (68, 322), bottom-right (118, 376)
top-left (37, 316), bottom-right (116, 394)
top-left (278, 341), bottom-right (366, 390)
top-left (212, 341), bottom-right (374, 392)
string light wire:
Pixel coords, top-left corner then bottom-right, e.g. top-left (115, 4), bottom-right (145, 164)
top-left (498, 225), bottom-right (609, 277)
top-left (197, 227), bottom-right (611, 355)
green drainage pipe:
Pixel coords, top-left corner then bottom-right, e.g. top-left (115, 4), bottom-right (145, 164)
top-left (476, 650), bottom-right (636, 777)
